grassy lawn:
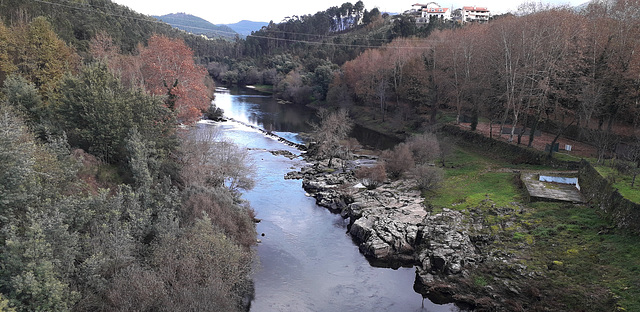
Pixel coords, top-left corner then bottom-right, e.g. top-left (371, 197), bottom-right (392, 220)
top-left (595, 165), bottom-right (640, 203)
top-left (427, 147), bottom-right (522, 210)
top-left (424, 144), bottom-right (640, 310)
top-left (525, 202), bottom-right (640, 311)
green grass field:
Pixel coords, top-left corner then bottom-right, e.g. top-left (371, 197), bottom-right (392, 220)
top-left (423, 144), bottom-right (640, 311)
top-left (595, 165), bottom-right (640, 203)
top-left (427, 147), bottom-right (522, 209)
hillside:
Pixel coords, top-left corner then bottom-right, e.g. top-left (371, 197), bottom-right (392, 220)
top-left (0, 0), bottom-right (228, 57)
top-left (154, 13), bottom-right (238, 39)
top-left (224, 20), bottom-right (269, 36)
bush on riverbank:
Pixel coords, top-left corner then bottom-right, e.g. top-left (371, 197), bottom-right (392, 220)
top-left (355, 164), bottom-right (387, 189)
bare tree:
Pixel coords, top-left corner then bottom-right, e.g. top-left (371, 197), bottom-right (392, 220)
top-left (179, 127), bottom-right (255, 193)
top-left (405, 132), bottom-right (440, 165)
top-left (310, 108), bottom-right (353, 168)
top-left (414, 165), bottom-right (444, 191)
top-left (382, 143), bottom-right (414, 179)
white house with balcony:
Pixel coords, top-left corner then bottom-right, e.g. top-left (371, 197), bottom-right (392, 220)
top-left (410, 2), bottom-right (451, 23)
top-left (422, 6), bottom-right (451, 21)
top-left (461, 6), bottom-right (490, 23)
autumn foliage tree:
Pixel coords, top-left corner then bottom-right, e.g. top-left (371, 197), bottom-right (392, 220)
top-left (12, 17), bottom-right (80, 103)
top-left (140, 34), bottom-right (212, 124)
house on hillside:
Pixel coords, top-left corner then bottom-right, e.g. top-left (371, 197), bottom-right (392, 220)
top-left (409, 2), bottom-right (452, 23)
top-left (461, 6), bottom-right (490, 23)
top-left (422, 6), bottom-right (451, 21)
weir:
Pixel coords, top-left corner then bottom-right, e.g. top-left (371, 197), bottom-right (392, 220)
top-left (225, 116), bottom-right (307, 151)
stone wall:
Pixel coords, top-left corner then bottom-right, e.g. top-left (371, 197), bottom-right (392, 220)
top-left (578, 160), bottom-right (640, 234)
top-left (441, 124), bottom-right (580, 169)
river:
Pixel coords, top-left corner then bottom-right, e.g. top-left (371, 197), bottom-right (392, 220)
top-left (198, 87), bottom-right (458, 312)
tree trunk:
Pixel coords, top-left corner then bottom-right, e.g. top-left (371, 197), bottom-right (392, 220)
top-left (470, 107), bottom-right (478, 131)
top-left (528, 118), bottom-right (539, 148)
top-left (548, 119), bottom-right (576, 158)
top-left (509, 113), bottom-right (518, 142)
top-left (489, 120), bottom-right (493, 139)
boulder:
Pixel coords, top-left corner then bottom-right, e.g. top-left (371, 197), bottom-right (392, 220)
top-left (416, 209), bottom-right (479, 277)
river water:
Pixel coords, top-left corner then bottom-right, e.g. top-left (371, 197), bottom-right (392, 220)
top-left (199, 87), bottom-right (458, 312)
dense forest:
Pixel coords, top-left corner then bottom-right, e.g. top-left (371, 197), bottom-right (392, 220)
top-left (1, 0), bottom-right (640, 310)
top-left (0, 3), bottom-right (256, 311)
top-left (209, 0), bottom-right (640, 166)
top-left (334, 2), bottom-right (640, 162)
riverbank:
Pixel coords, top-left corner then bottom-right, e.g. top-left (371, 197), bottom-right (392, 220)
top-left (286, 156), bottom-right (498, 310)
top-left (287, 143), bottom-right (625, 311)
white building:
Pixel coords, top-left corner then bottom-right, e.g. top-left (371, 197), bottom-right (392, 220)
top-left (461, 6), bottom-right (490, 23)
top-left (422, 6), bottom-right (451, 21)
top-left (410, 2), bottom-right (451, 23)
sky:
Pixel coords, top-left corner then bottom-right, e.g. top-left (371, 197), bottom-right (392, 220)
top-left (111, 0), bottom-right (589, 24)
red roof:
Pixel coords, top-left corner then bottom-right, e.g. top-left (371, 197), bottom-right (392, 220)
top-left (423, 8), bottom-right (450, 13)
top-left (463, 6), bottom-right (489, 12)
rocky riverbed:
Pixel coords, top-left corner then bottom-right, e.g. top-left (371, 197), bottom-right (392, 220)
top-left (284, 155), bottom-right (548, 311)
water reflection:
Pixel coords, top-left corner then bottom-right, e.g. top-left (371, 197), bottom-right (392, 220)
top-left (208, 88), bottom-right (459, 312)
top-left (213, 87), bottom-right (401, 149)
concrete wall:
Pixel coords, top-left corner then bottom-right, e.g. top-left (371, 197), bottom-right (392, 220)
top-left (578, 160), bottom-right (640, 234)
top-left (442, 125), bottom-right (640, 233)
top-left (441, 125), bottom-right (580, 169)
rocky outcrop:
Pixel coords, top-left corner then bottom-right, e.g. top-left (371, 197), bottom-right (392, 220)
top-left (287, 157), bottom-right (560, 310)
top-left (288, 159), bottom-right (481, 273)
top-left (415, 208), bottom-right (479, 276)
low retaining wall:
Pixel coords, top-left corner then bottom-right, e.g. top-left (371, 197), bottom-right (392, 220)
top-left (578, 160), bottom-right (640, 234)
top-left (441, 124), bottom-right (580, 169)
top-left (443, 125), bottom-right (640, 233)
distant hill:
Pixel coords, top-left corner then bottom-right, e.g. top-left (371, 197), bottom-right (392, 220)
top-left (223, 20), bottom-right (269, 36)
top-left (154, 13), bottom-right (238, 39)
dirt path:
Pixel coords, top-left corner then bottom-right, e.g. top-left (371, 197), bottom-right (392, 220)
top-left (456, 122), bottom-right (597, 159)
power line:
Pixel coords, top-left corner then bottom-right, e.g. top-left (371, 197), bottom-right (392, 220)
top-left (31, 0), bottom-right (436, 49)
top-left (247, 34), bottom-right (436, 49)
top-left (256, 28), bottom-right (436, 43)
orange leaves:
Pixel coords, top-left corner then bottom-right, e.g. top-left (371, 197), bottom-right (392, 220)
top-left (138, 34), bottom-right (212, 125)
top-left (89, 33), bottom-right (212, 125)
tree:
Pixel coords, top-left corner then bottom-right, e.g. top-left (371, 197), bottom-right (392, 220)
top-left (0, 105), bottom-right (41, 218)
top-left (57, 63), bottom-right (174, 164)
top-left (343, 49), bottom-right (390, 120)
top-left (139, 34), bottom-right (212, 124)
top-left (392, 15), bottom-right (417, 37)
top-left (382, 143), bottom-right (414, 179)
top-left (1, 213), bottom-right (79, 311)
top-left (151, 216), bottom-right (254, 312)
top-left (0, 22), bottom-right (17, 86)
top-left (310, 108), bottom-right (353, 168)
top-left (12, 17), bottom-right (80, 103)
top-left (405, 132), bottom-right (440, 165)
top-left (414, 165), bottom-right (444, 191)
top-left (2, 75), bottom-right (44, 130)
top-left (179, 128), bottom-right (255, 193)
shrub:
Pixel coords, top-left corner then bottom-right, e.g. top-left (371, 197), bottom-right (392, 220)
top-left (414, 164), bottom-right (444, 191)
top-left (405, 132), bottom-right (440, 165)
top-left (206, 104), bottom-right (224, 121)
top-left (355, 164), bottom-right (387, 189)
top-left (382, 143), bottom-right (414, 179)
top-left (183, 190), bottom-right (257, 248)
